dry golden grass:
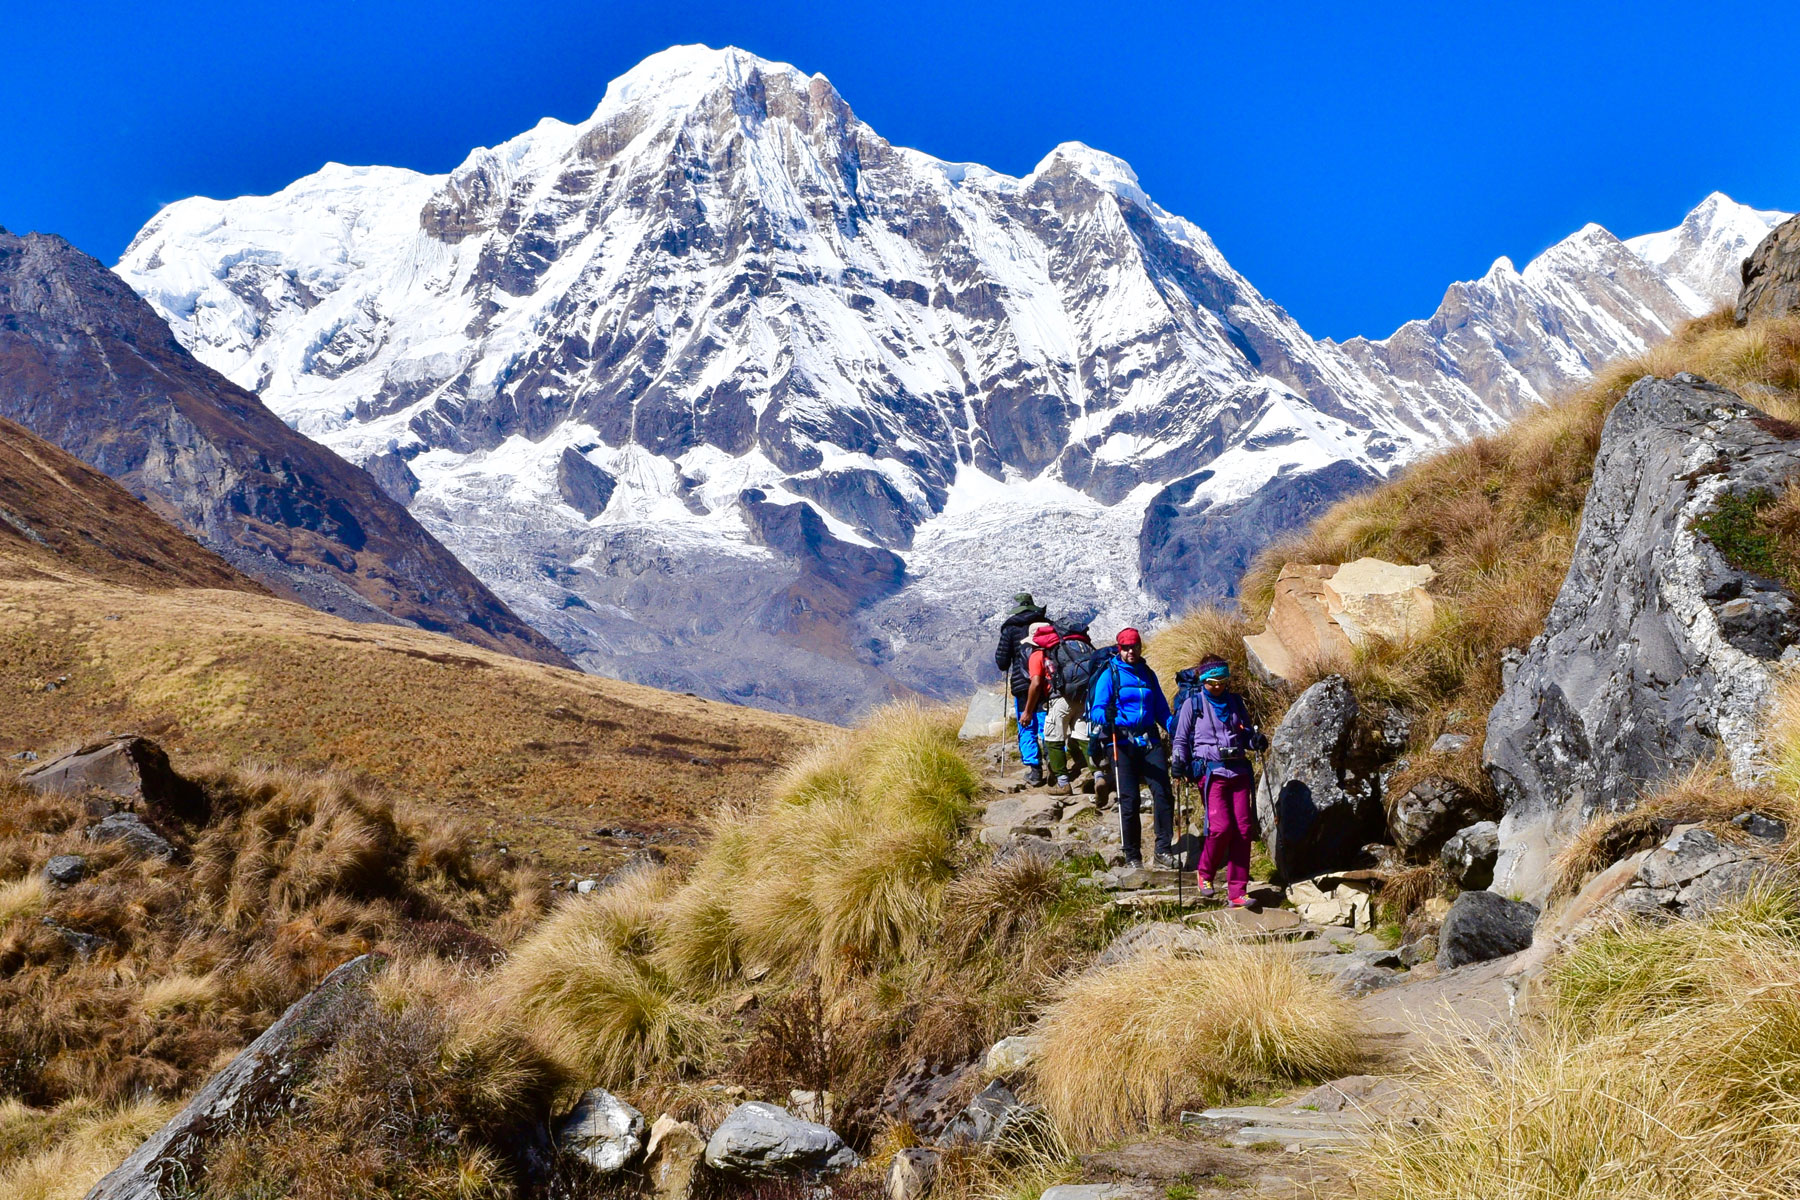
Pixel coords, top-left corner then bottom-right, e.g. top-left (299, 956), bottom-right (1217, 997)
top-left (0, 576), bottom-right (819, 877)
top-left (0, 875), bottom-right (48, 925)
top-left (1029, 939), bottom-right (1363, 1147)
top-left (1153, 313), bottom-right (1800, 806)
top-left (1355, 890), bottom-right (1800, 1200)
top-left (0, 1095), bottom-right (180, 1200)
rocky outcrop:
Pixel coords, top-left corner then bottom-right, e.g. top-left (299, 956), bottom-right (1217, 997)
top-left (23, 736), bottom-right (206, 824)
top-left (702, 1102), bottom-right (857, 1177)
top-left (1245, 558), bottom-right (1436, 684)
top-left (556, 448), bottom-right (616, 519)
top-left (1257, 676), bottom-right (1391, 881)
top-left (937, 1079), bottom-right (1035, 1147)
top-left (1437, 891), bottom-right (1537, 969)
top-left (86, 954), bottom-right (382, 1200)
top-left (1439, 822), bottom-right (1499, 891)
top-left (1613, 826), bottom-right (1794, 920)
top-left (0, 231), bottom-right (572, 669)
top-left (1390, 777), bottom-right (1486, 857)
top-left (644, 1116), bottom-right (706, 1200)
top-left (1486, 374), bottom-right (1800, 904)
top-left (1737, 214), bottom-right (1800, 324)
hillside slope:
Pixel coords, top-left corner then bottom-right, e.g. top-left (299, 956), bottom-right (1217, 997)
top-left (0, 229), bottom-right (574, 669)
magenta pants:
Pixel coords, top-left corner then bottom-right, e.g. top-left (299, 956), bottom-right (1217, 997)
top-left (1196, 771), bottom-right (1254, 902)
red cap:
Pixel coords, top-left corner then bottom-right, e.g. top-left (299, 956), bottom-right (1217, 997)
top-left (1116, 627), bottom-right (1142, 647)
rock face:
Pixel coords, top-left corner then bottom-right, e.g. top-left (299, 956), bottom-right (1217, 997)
top-left (1244, 558), bottom-right (1436, 684)
top-left (644, 1116), bottom-right (706, 1200)
top-left (86, 954), bottom-right (382, 1200)
top-left (937, 1079), bottom-right (1034, 1147)
top-left (1390, 777), bottom-right (1486, 857)
top-left (1737, 213), bottom-right (1800, 324)
top-left (116, 44), bottom-right (1788, 719)
top-left (0, 231), bottom-right (572, 669)
top-left (1486, 374), bottom-right (1800, 905)
top-left (555, 1087), bottom-right (645, 1173)
top-left (1437, 891), bottom-right (1537, 969)
top-left (702, 1102), bottom-right (856, 1177)
top-left (1257, 676), bottom-right (1388, 881)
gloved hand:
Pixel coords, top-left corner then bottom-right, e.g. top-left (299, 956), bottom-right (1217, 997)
top-left (1249, 731), bottom-right (1270, 752)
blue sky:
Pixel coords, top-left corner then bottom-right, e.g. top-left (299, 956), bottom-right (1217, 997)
top-left (5, 0), bottom-right (1795, 340)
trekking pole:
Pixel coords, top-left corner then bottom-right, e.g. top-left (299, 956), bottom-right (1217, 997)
top-left (1176, 775), bottom-right (1186, 908)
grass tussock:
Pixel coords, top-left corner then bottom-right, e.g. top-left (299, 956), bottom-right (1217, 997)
top-left (1355, 890), bottom-right (1800, 1200)
top-left (0, 1095), bottom-right (180, 1200)
top-left (0, 764), bottom-right (536, 1109)
top-left (1030, 939), bottom-right (1362, 1147)
top-left (1152, 313), bottom-right (1800, 809)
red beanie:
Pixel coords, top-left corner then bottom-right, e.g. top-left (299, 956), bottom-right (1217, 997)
top-left (1116, 627), bottom-right (1142, 647)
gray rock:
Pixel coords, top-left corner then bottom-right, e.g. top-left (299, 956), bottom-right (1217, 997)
top-left (43, 917), bottom-right (109, 959)
top-left (1437, 891), bottom-right (1537, 969)
top-left (1732, 811), bottom-right (1787, 841)
top-left (1636, 828), bottom-right (1741, 890)
top-left (87, 954), bottom-right (382, 1199)
top-left (1256, 676), bottom-right (1387, 882)
top-left (702, 1102), bottom-right (857, 1177)
top-left (1310, 953), bottom-right (1402, 997)
top-left (87, 812), bottom-right (175, 861)
top-left (886, 1148), bottom-right (940, 1200)
top-left (1429, 733), bottom-right (1471, 755)
top-left (1039, 1187), bottom-right (1133, 1200)
top-left (1613, 826), bottom-right (1795, 920)
top-left (1093, 921), bottom-right (1215, 967)
top-left (1737, 213), bottom-right (1800, 324)
top-left (556, 1087), bottom-right (645, 1173)
top-left (557, 447), bottom-right (617, 519)
top-left (43, 854), bottom-right (86, 887)
top-left (984, 1035), bottom-right (1042, 1076)
top-left (937, 1079), bottom-right (1034, 1147)
top-left (23, 735), bottom-right (205, 824)
top-left (1439, 822), bottom-right (1500, 890)
top-left (1391, 777), bottom-right (1485, 856)
top-left (1486, 374), bottom-right (1800, 904)
top-left (364, 448), bottom-right (421, 505)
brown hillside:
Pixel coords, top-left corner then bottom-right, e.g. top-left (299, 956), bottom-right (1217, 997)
top-left (0, 417), bottom-right (259, 592)
top-left (0, 577), bottom-right (819, 876)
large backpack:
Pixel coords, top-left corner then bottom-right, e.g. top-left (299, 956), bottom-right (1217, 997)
top-left (1058, 638), bottom-right (1115, 711)
top-left (1167, 666), bottom-right (1203, 735)
top-left (1046, 621), bottom-right (1094, 701)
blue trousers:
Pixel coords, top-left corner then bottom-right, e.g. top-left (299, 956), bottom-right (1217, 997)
top-left (1014, 696), bottom-right (1045, 766)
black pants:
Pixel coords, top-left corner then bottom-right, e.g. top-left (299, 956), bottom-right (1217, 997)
top-left (1113, 734), bottom-right (1173, 863)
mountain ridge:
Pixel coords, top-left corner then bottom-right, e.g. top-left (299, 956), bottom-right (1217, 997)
top-left (115, 44), bottom-right (1791, 718)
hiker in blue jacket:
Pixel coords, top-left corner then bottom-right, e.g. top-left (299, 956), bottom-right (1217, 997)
top-left (1086, 628), bottom-right (1175, 868)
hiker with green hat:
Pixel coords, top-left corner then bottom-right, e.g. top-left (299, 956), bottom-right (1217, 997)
top-left (993, 592), bottom-right (1049, 787)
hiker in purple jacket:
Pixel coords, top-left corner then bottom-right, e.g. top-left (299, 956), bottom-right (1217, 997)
top-left (1170, 655), bottom-right (1267, 906)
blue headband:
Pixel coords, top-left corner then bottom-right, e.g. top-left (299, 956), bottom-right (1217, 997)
top-left (1197, 664), bottom-right (1229, 682)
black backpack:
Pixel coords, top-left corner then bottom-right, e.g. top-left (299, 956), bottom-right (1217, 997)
top-left (1047, 622), bottom-right (1095, 700)
top-left (1056, 637), bottom-right (1114, 710)
top-left (1168, 666), bottom-right (1203, 735)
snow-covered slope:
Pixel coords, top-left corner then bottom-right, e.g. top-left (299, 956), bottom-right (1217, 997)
top-left (116, 45), bottom-right (1790, 719)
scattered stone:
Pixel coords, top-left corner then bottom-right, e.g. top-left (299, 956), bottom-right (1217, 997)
top-left (42, 917), bottom-right (109, 958)
top-left (1486, 374), bottom-right (1800, 904)
top-left (1040, 1186), bottom-right (1133, 1200)
top-left (703, 1102), bottom-right (856, 1177)
top-left (556, 1087), bottom-right (645, 1173)
top-left (86, 811), bottom-right (175, 861)
top-left (1397, 934), bottom-right (1437, 968)
top-left (1732, 811), bottom-right (1788, 842)
top-left (1429, 733), bottom-right (1471, 755)
top-left (1309, 952), bottom-right (1402, 997)
top-left (8, 749), bottom-right (37, 762)
top-left (886, 1148), bottom-right (940, 1200)
top-left (1287, 877), bottom-right (1374, 930)
top-left (1257, 676), bottom-right (1388, 881)
top-left (960, 689), bottom-right (1009, 741)
top-left (1439, 821), bottom-right (1500, 890)
top-left (1093, 921), bottom-right (1216, 967)
top-left (43, 854), bottom-right (85, 887)
top-left (575, 879), bottom-right (598, 894)
top-left (937, 1079), bottom-right (1034, 1147)
top-left (984, 1035), bottom-right (1041, 1076)
top-left (878, 1055), bottom-right (980, 1138)
top-left (644, 1116), bottom-right (706, 1200)
top-left (1436, 891), bottom-right (1537, 969)
top-left (88, 955), bottom-right (383, 1200)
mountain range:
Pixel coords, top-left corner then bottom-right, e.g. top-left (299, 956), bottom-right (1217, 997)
top-left (112, 45), bottom-right (1789, 718)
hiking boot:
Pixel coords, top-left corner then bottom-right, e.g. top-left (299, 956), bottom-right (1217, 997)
top-left (1049, 776), bottom-right (1072, 796)
top-left (1153, 852), bottom-right (1181, 871)
top-left (1025, 765), bottom-right (1045, 788)
top-left (1094, 771), bottom-right (1114, 805)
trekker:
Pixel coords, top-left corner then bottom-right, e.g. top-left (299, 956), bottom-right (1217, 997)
top-left (1086, 628), bottom-right (1174, 868)
top-left (994, 593), bottom-right (1049, 786)
top-left (1022, 622), bottom-right (1091, 795)
top-left (1169, 655), bottom-right (1268, 907)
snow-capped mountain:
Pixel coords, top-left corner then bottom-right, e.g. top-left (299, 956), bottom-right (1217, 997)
top-left (116, 45), bottom-right (1789, 718)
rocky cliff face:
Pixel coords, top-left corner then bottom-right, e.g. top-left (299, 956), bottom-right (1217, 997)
top-left (1485, 373), bottom-right (1800, 904)
top-left (114, 45), bottom-right (1790, 717)
top-left (1737, 213), bottom-right (1800, 324)
top-left (0, 230), bottom-right (574, 668)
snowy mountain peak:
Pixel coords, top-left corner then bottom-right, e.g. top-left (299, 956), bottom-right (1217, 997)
top-left (113, 43), bottom-right (1792, 720)
top-left (1625, 191), bottom-right (1789, 309)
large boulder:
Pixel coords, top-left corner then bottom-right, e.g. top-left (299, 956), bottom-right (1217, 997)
top-left (1485, 374), bottom-right (1800, 905)
top-left (86, 954), bottom-right (382, 1199)
top-left (1257, 676), bottom-right (1388, 881)
top-left (1613, 827), bottom-right (1794, 920)
top-left (644, 1115), bottom-right (706, 1200)
top-left (22, 735), bottom-right (206, 824)
top-left (1737, 214), bottom-right (1800, 324)
top-left (1439, 822), bottom-right (1500, 890)
top-left (702, 1102), bottom-right (856, 1177)
top-left (555, 1087), bottom-right (645, 1173)
top-left (1390, 777), bottom-right (1487, 856)
top-left (1244, 558), bottom-right (1435, 683)
top-left (1436, 891), bottom-right (1537, 969)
